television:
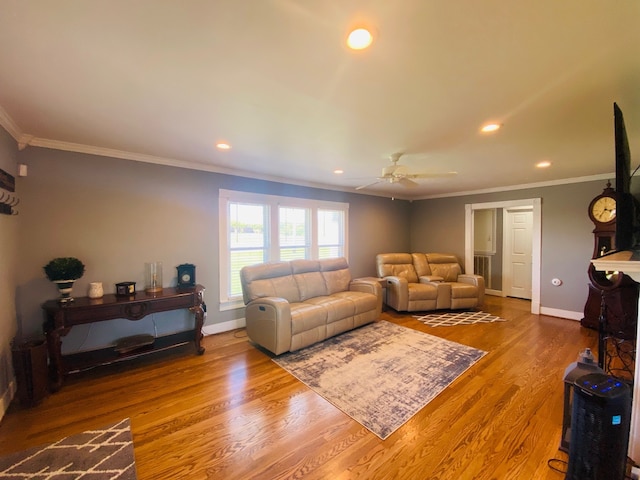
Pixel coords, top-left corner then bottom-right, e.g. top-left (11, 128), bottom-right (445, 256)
top-left (613, 102), bottom-right (639, 252)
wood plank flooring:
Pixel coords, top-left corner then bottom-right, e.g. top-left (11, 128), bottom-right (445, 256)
top-left (0, 296), bottom-right (598, 479)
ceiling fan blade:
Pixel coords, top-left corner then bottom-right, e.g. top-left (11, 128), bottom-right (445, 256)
top-left (355, 180), bottom-right (384, 190)
top-left (398, 177), bottom-right (419, 188)
top-left (409, 171), bottom-right (458, 179)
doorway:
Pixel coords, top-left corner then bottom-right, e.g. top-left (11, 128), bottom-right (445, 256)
top-left (503, 207), bottom-right (533, 300)
top-left (464, 198), bottom-right (541, 314)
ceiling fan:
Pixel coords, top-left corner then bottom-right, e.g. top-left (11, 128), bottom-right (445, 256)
top-left (355, 153), bottom-right (457, 190)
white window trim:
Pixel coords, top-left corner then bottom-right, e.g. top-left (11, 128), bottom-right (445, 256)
top-left (219, 189), bottom-right (349, 311)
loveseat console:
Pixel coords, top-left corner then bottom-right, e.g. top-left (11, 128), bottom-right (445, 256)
top-left (377, 253), bottom-right (484, 312)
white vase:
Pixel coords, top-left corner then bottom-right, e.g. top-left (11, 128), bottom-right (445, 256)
top-left (53, 280), bottom-right (76, 303)
top-left (88, 282), bottom-right (103, 299)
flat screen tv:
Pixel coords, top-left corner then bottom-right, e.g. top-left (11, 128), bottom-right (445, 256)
top-left (613, 102), bottom-right (638, 251)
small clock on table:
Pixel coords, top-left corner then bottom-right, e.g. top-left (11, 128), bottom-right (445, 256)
top-left (177, 263), bottom-right (196, 288)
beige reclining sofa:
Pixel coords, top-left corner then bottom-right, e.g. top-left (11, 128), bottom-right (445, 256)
top-left (240, 257), bottom-right (382, 355)
top-left (376, 253), bottom-right (484, 312)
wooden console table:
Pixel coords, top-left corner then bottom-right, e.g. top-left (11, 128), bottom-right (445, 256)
top-left (42, 285), bottom-right (205, 391)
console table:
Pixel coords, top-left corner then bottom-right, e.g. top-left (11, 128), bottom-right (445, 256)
top-left (42, 285), bottom-right (205, 391)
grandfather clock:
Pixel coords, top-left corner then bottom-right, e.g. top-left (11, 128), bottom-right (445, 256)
top-left (588, 182), bottom-right (617, 257)
top-left (582, 182), bottom-right (638, 341)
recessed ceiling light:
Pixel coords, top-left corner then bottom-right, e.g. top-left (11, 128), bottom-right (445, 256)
top-left (216, 142), bottom-right (231, 150)
top-left (481, 123), bottom-right (501, 133)
top-left (347, 28), bottom-right (373, 50)
top-left (536, 161), bottom-right (551, 168)
top-left (334, 169), bottom-right (344, 175)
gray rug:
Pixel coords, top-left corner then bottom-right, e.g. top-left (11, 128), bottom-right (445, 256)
top-left (414, 310), bottom-right (506, 327)
top-left (0, 418), bottom-right (137, 479)
top-left (274, 320), bottom-right (486, 440)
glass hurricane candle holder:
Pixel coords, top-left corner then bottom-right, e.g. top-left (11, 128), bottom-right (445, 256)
top-left (145, 262), bottom-right (163, 294)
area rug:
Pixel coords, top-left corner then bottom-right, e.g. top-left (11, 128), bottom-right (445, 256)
top-left (414, 310), bottom-right (506, 327)
top-left (0, 418), bottom-right (137, 479)
top-left (273, 320), bottom-right (486, 440)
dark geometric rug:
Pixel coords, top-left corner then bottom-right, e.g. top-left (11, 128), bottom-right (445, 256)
top-left (414, 310), bottom-right (506, 327)
top-left (273, 321), bottom-right (486, 440)
top-left (0, 418), bottom-right (137, 479)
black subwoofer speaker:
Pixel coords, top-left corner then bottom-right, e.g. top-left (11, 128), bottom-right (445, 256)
top-left (566, 372), bottom-right (631, 480)
top-left (11, 338), bottom-right (49, 407)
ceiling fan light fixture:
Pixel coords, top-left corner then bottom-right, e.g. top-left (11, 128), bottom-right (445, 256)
top-left (347, 28), bottom-right (373, 50)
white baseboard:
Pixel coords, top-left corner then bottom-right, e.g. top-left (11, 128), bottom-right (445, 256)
top-left (540, 306), bottom-right (582, 321)
top-left (202, 318), bottom-right (246, 336)
top-left (0, 379), bottom-right (16, 422)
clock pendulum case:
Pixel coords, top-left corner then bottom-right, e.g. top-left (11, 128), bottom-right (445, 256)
top-left (581, 182), bottom-right (638, 339)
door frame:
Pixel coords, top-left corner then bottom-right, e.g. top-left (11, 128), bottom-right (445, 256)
top-left (465, 198), bottom-right (541, 314)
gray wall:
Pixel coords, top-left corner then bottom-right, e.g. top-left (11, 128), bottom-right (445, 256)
top-left (3, 132), bottom-right (614, 372)
top-left (0, 126), bottom-right (18, 414)
top-left (410, 181), bottom-right (603, 313)
top-left (14, 147), bottom-right (411, 350)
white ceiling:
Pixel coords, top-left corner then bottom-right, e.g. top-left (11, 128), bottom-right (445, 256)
top-left (0, 1), bottom-right (639, 198)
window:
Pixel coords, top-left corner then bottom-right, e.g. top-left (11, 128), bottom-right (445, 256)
top-left (219, 190), bottom-right (348, 309)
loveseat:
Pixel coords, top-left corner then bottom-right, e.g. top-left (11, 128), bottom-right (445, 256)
top-left (240, 257), bottom-right (382, 355)
top-left (376, 253), bottom-right (484, 312)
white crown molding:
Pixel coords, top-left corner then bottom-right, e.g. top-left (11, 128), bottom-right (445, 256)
top-left (415, 172), bottom-right (615, 200)
top-left (0, 105), bottom-right (613, 201)
top-left (0, 105), bottom-right (22, 142)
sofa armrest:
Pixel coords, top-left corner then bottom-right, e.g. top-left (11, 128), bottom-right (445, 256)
top-left (245, 297), bottom-right (292, 355)
top-left (350, 277), bottom-right (382, 296)
top-left (382, 276), bottom-right (409, 311)
top-left (458, 274), bottom-right (485, 305)
top-left (350, 278), bottom-right (383, 312)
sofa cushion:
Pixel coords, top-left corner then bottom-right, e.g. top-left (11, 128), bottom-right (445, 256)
top-left (320, 257), bottom-right (352, 294)
top-left (332, 290), bottom-right (379, 314)
top-left (306, 295), bottom-right (355, 322)
top-left (407, 283), bottom-right (438, 300)
top-left (411, 253), bottom-right (431, 277)
top-left (376, 253), bottom-right (418, 283)
top-left (240, 261), bottom-right (302, 303)
top-left (290, 302), bottom-right (328, 334)
top-left (450, 282), bottom-right (478, 298)
top-left (429, 262), bottom-right (462, 282)
top-left (291, 259), bottom-right (329, 300)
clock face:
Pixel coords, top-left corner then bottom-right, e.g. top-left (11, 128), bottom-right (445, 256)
top-left (181, 273), bottom-right (191, 282)
top-left (591, 196), bottom-right (616, 223)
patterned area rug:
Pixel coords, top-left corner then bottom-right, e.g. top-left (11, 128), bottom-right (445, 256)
top-left (415, 311), bottom-right (506, 327)
top-left (274, 321), bottom-right (486, 440)
top-left (0, 418), bottom-right (137, 479)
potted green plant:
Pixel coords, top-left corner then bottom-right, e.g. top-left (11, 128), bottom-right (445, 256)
top-left (43, 257), bottom-right (85, 303)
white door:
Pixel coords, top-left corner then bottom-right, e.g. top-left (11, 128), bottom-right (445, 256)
top-left (504, 209), bottom-right (533, 299)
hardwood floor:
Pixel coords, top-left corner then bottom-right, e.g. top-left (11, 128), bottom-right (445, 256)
top-left (0, 296), bottom-right (598, 479)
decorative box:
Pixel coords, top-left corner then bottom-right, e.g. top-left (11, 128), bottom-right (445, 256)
top-left (115, 282), bottom-right (136, 296)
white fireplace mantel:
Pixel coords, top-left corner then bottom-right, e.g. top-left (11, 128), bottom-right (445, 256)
top-left (591, 250), bottom-right (640, 463)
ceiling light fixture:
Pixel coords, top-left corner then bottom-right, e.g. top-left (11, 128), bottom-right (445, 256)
top-left (536, 161), bottom-right (551, 168)
top-left (334, 169), bottom-right (344, 174)
top-left (347, 28), bottom-right (373, 50)
top-left (481, 123), bottom-right (501, 133)
top-left (216, 142), bottom-right (231, 150)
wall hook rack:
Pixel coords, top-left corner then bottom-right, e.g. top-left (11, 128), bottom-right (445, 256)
top-left (0, 190), bottom-right (19, 215)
